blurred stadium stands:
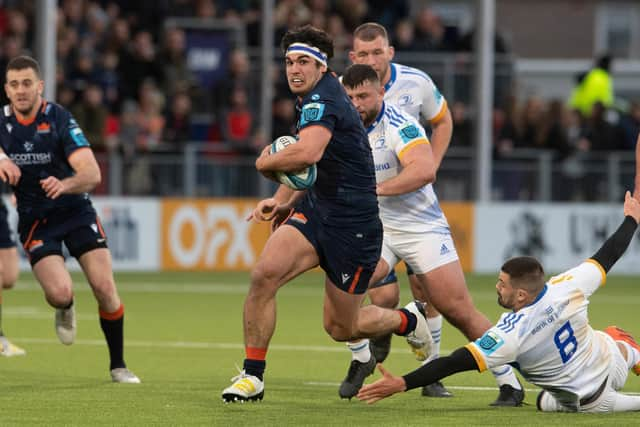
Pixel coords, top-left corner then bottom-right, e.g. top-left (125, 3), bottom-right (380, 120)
top-left (1, 0), bottom-right (639, 201)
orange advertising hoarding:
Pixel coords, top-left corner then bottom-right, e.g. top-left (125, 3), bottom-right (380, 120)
top-left (160, 199), bottom-right (474, 272)
top-left (161, 199), bottom-right (271, 271)
top-left (440, 202), bottom-right (474, 272)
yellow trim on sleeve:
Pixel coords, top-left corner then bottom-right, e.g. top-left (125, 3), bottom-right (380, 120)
top-left (585, 258), bottom-right (607, 286)
top-left (465, 343), bottom-right (488, 372)
top-left (429, 100), bottom-right (448, 124)
top-left (397, 138), bottom-right (430, 160)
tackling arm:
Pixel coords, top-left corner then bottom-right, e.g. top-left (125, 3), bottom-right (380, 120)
top-left (357, 347), bottom-right (478, 403)
top-left (590, 191), bottom-right (640, 273)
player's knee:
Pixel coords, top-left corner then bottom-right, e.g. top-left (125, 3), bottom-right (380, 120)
top-left (45, 289), bottom-right (74, 308)
top-left (323, 321), bottom-right (355, 342)
top-left (250, 262), bottom-right (285, 293)
top-left (368, 286), bottom-right (399, 308)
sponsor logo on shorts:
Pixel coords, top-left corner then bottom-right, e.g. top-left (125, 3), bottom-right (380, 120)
top-left (341, 273), bottom-right (351, 284)
top-left (440, 243), bottom-right (449, 255)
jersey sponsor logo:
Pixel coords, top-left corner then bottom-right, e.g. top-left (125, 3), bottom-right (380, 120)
top-left (23, 141), bottom-right (34, 152)
top-left (375, 162), bottom-right (391, 172)
top-left (398, 94), bottom-right (412, 106)
top-left (311, 94), bottom-right (320, 101)
top-left (399, 123), bottom-right (421, 143)
top-left (300, 102), bottom-right (325, 126)
top-left (10, 152), bottom-right (52, 166)
top-left (374, 137), bottom-right (386, 149)
top-left (476, 331), bottom-right (504, 355)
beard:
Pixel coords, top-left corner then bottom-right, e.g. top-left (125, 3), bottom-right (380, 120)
top-left (362, 108), bottom-right (379, 128)
top-left (497, 295), bottom-right (511, 309)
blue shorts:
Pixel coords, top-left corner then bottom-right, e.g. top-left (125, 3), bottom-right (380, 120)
top-left (0, 202), bottom-right (15, 249)
top-left (18, 204), bottom-right (108, 266)
top-left (285, 200), bottom-right (382, 295)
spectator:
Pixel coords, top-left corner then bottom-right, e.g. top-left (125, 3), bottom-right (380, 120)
top-left (211, 49), bottom-right (259, 118)
top-left (393, 19), bottom-right (417, 52)
top-left (569, 54), bottom-right (614, 118)
top-left (450, 101), bottom-right (472, 147)
top-left (118, 30), bottom-right (164, 102)
top-left (163, 91), bottom-right (193, 152)
top-left (71, 83), bottom-right (109, 153)
top-left (94, 50), bottom-right (121, 113)
top-left (159, 27), bottom-right (192, 94)
top-left (619, 101), bottom-right (640, 150)
top-left (221, 87), bottom-right (258, 155)
top-left (271, 95), bottom-right (296, 141)
top-left (412, 8), bottom-right (457, 51)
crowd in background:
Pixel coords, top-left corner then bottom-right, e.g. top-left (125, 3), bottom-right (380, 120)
top-left (0, 0), bottom-right (638, 199)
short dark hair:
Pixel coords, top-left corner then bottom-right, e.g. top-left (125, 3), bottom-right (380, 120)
top-left (353, 22), bottom-right (389, 42)
top-left (500, 256), bottom-right (545, 293)
top-left (6, 55), bottom-right (41, 78)
top-left (342, 64), bottom-right (379, 89)
top-left (281, 25), bottom-right (334, 61)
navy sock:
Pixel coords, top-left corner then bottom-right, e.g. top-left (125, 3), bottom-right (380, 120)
top-left (244, 359), bottom-right (266, 380)
top-left (395, 308), bottom-right (418, 336)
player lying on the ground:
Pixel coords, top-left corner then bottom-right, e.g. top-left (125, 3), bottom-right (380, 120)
top-left (357, 191), bottom-right (640, 413)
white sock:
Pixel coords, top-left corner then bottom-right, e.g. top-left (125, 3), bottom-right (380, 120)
top-left (619, 341), bottom-right (640, 369)
top-left (491, 365), bottom-right (522, 390)
top-left (425, 315), bottom-right (442, 363)
top-left (347, 339), bottom-right (371, 363)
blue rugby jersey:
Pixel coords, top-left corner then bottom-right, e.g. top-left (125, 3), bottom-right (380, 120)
top-left (0, 101), bottom-right (93, 218)
top-left (296, 72), bottom-right (378, 225)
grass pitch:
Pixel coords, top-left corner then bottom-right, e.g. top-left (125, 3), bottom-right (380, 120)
top-left (1, 270), bottom-right (638, 426)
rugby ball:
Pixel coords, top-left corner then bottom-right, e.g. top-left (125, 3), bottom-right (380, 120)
top-left (269, 135), bottom-right (317, 190)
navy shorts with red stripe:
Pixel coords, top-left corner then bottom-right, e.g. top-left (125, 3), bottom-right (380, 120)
top-left (285, 198), bottom-right (382, 295)
top-left (18, 203), bottom-right (108, 266)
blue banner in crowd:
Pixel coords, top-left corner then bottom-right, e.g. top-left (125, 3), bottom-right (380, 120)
top-left (185, 29), bottom-right (231, 89)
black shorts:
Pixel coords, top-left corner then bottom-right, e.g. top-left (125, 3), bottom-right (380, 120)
top-left (19, 204), bottom-right (108, 266)
top-left (285, 201), bottom-right (382, 295)
top-left (0, 202), bottom-right (16, 249)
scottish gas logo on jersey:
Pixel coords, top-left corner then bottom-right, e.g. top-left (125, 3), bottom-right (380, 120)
top-left (10, 152), bottom-right (52, 165)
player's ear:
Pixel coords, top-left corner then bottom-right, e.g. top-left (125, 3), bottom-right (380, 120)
top-left (348, 50), bottom-right (356, 62)
top-left (388, 45), bottom-right (395, 60)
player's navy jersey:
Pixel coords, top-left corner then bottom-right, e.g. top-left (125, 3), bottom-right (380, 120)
top-left (295, 72), bottom-right (378, 226)
top-left (0, 101), bottom-right (92, 219)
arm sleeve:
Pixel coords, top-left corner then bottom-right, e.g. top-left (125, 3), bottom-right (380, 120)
top-left (402, 347), bottom-right (478, 391)
top-left (590, 216), bottom-right (638, 273)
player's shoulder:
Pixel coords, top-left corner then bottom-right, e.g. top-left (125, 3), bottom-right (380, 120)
top-left (494, 310), bottom-right (527, 336)
top-left (384, 103), bottom-right (425, 135)
top-left (393, 62), bottom-right (434, 84)
top-left (0, 105), bottom-right (10, 124)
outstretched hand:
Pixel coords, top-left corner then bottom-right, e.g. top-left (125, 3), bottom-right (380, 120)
top-left (247, 198), bottom-right (279, 222)
top-left (356, 364), bottom-right (407, 404)
top-left (624, 191), bottom-right (640, 224)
